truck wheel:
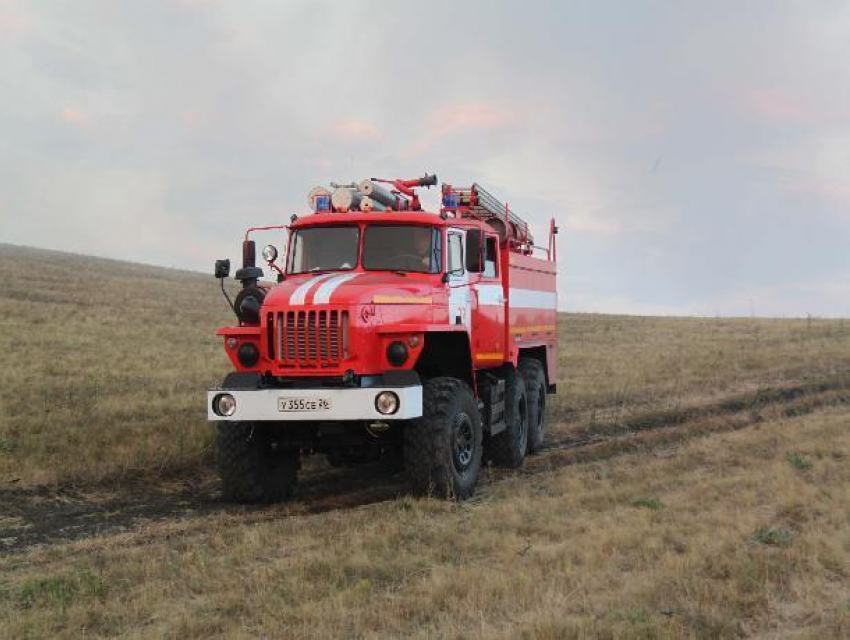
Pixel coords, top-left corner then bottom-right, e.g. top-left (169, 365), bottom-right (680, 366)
top-left (488, 372), bottom-right (528, 467)
top-left (403, 377), bottom-right (482, 499)
top-left (217, 422), bottom-right (298, 504)
top-left (519, 358), bottom-right (547, 454)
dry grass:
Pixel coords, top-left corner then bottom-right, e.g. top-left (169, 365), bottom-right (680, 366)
top-left (0, 408), bottom-right (846, 638)
top-left (0, 244), bottom-right (232, 485)
top-left (0, 244), bottom-right (848, 638)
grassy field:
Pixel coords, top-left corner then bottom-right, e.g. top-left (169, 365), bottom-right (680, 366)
top-left (0, 243), bottom-right (848, 637)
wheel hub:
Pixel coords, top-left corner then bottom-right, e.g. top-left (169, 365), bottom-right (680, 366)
top-left (452, 413), bottom-right (474, 471)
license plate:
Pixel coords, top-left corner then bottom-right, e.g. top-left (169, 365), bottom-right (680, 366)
top-left (278, 397), bottom-right (331, 412)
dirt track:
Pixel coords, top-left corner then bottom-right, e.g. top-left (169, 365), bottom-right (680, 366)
top-left (2, 375), bottom-right (847, 555)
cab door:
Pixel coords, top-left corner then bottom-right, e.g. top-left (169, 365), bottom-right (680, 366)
top-left (446, 228), bottom-right (472, 329)
top-left (469, 231), bottom-right (505, 367)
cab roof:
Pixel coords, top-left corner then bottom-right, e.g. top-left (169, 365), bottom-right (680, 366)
top-left (289, 210), bottom-right (482, 229)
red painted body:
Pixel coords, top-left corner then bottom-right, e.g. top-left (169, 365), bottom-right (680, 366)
top-left (218, 201), bottom-right (557, 393)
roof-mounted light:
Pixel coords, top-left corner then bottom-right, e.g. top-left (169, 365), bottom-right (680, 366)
top-left (315, 195), bottom-right (330, 212)
top-left (308, 186), bottom-right (332, 213)
top-left (443, 193), bottom-right (460, 209)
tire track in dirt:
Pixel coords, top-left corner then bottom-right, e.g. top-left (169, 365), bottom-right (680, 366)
top-left (537, 374), bottom-right (850, 461)
top-left (1, 375), bottom-right (847, 554)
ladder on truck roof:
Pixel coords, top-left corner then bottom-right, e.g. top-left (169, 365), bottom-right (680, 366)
top-left (441, 183), bottom-right (533, 247)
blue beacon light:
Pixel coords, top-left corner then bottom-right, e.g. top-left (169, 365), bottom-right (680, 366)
top-left (315, 195), bottom-right (331, 212)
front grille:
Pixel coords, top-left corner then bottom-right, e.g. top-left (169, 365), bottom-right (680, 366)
top-left (266, 310), bottom-right (348, 368)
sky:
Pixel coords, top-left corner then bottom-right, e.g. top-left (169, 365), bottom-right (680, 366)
top-left (1, 0), bottom-right (849, 317)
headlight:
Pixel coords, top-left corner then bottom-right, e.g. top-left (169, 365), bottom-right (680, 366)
top-left (262, 244), bottom-right (278, 262)
top-left (386, 341), bottom-right (409, 366)
top-left (237, 342), bottom-right (259, 367)
top-left (214, 393), bottom-right (236, 417)
top-left (375, 391), bottom-right (399, 415)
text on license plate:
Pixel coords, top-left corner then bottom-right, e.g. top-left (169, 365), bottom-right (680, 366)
top-left (278, 397), bottom-right (331, 412)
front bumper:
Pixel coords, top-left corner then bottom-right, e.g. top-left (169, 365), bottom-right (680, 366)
top-left (207, 385), bottom-right (423, 422)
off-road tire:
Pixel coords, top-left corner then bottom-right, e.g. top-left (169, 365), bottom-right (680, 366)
top-left (403, 377), bottom-right (482, 499)
top-left (217, 422), bottom-right (299, 504)
top-left (487, 371), bottom-right (528, 467)
top-left (519, 358), bottom-right (547, 454)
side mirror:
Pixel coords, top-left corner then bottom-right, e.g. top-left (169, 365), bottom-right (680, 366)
top-left (215, 259), bottom-right (231, 279)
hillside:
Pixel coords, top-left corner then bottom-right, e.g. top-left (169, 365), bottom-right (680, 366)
top-left (0, 243), bottom-right (848, 637)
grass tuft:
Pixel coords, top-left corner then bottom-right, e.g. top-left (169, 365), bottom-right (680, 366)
top-left (753, 526), bottom-right (795, 547)
top-left (0, 436), bottom-right (14, 454)
top-left (17, 567), bottom-right (107, 609)
top-left (631, 496), bottom-right (665, 510)
top-left (785, 451), bottom-right (813, 470)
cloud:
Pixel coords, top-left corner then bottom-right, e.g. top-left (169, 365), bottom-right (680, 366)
top-left (739, 129), bottom-right (850, 214)
top-left (564, 292), bottom-right (695, 316)
top-left (567, 275), bottom-right (850, 318)
top-left (60, 107), bottom-right (90, 128)
top-left (428, 103), bottom-right (515, 136)
top-left (558, 210), bottom-right (622, 235)
top-left (408, 103), bottom-right (516, 156)
top-left (330, 118), bottom-right (380, 142)
top-left (181, 109), bottom-right (205, 129)
top-left (693, 276), bottom-right (850, 318)
top-left (744, 90), bottom-right (818, 125)
top-left (789, 180), bottom-right (850, 205)
top-left (0, 2), bottom-right (32, 37)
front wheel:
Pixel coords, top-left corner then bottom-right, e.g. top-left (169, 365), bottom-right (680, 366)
top-left (217, 422), bottom-right (299, 504)
top-left (403, 377), bottom-right (483, 499)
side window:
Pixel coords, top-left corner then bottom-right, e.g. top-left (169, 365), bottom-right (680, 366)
top-left (483, 236), bottom-right (498, 278)
top-left (447, 233), bottom-right (464, 275)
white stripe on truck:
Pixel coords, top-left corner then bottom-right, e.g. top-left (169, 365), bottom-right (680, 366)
top-left (313, 272), bottom-right (361, 304)
top-left (475, 284), bottom-right (504, 306)
top-left (508, 288), bottom-right (557, 309)
top-left (289, 273), bottom-right (336, 305)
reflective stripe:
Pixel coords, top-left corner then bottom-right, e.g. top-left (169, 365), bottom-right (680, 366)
top-left (510, 325), bottom-right (557, 335)
top-left (475, 284), bottom-right (504, 306)
top-left (289, 273), bottom-right (337, 306)
top-left (508, 288), bottom-right (557, 309)
top-left (313, 272), bottom-right (361, 304)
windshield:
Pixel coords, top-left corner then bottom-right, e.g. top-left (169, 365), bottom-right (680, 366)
top-left (287, 224), bottom-right (441, 274)
top-left (363, 225), bottom-right (441, 273)
top-left (287, 226), bottom-right (359, 274)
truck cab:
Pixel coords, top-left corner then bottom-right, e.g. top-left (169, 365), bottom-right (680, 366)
top-left (209, 176), bottom-right (557, 502)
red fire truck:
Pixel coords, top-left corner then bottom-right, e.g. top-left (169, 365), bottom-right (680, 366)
top-left (209, 175), bottom-right (557, 502)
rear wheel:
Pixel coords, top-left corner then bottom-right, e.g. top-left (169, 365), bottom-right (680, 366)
top-left (519, 358), bottom-right (547, 453)
top-left (488, 371), bottom-right (528, 467)
top-left (403, 377), bottom-right (482, 499)
top-left (217, 422), bottom-right (299, 503)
